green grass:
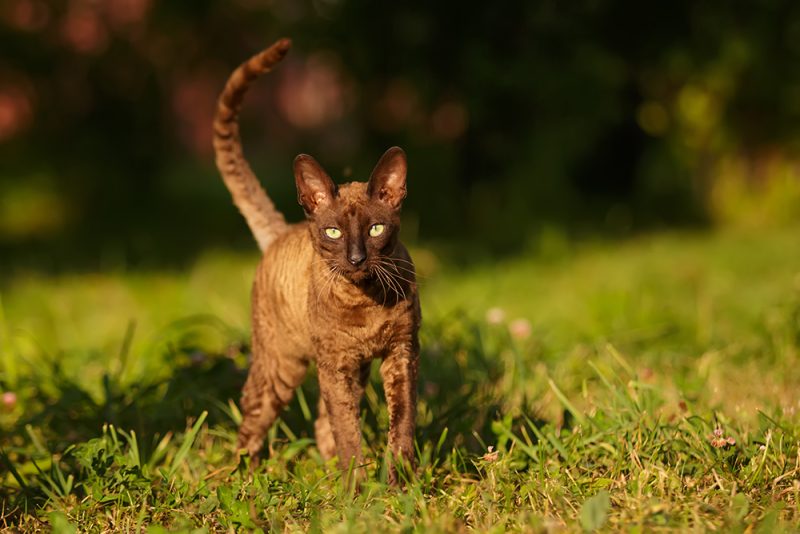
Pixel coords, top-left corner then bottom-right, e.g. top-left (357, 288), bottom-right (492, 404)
top-left (2, 226), bottom-right (800, 532)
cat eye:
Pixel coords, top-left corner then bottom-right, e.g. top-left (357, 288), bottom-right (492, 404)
top-left (369, 224), bottom-right (385, 237)
top-left (324, 227), bottom-right (342, 239)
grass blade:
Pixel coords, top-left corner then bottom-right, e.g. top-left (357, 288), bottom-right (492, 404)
top-left (548, 378), bottom-right (587, 427)
top-left (167, 411), bottom-right (207, 479)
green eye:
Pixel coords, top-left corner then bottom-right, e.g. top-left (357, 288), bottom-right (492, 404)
top-left (369, 224), bottom-right (385, 237)
top-left (325, 227), bottom-right (342, 239)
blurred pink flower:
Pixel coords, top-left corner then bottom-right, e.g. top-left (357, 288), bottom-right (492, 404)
top-left (276, 53), bottom-right (352, 130)
top-left (0, 85), bottom-right (33, 142)
top-left (60, 2), bottom-right (108, 54)
top-left (2, 391), bottom-right (17, 410)
top-left (5, 0), bottom-right (50, 32)
top-left (485, 307), bottom-right (506, 325)
top-left (509, 318), bottom-right (532, 340)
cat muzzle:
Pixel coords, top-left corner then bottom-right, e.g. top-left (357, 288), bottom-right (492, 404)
top-left (348, 251), bottom-right (367, 266)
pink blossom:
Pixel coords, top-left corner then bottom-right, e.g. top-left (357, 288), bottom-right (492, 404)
top-left (485, 307), bottom-right (506, 325)
top-left (509, 318), bottom-right (532, 340)
top-left (2, 391), bottom-right (17, 410)
top-left (709, 427), bottom-right (735, 448)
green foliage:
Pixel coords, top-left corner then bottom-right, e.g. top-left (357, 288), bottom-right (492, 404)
top-left (1, 226), bottom-right (800, 530)
top-left (2, 1), bottom-right (800, 266)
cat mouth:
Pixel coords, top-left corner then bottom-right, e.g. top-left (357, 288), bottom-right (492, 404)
top-left (344, 267), bottom-right (372, 283)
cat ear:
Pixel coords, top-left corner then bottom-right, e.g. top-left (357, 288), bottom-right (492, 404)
top-left (367, 147), bottom-right (407, 209)
top-left (294, 154), bottom-right (337, 214)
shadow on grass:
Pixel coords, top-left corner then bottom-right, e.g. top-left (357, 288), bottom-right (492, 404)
top-left (5, 311), bottom-right (540, 451)
top-left (16, 354), bottom-right (246, 451)
top-left (3, 316), bottom-right (248, 459)
top-left (1, 311), bottom-right (545, 521)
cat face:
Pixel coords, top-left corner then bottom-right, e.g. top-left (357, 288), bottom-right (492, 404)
top-left (294, 147), bottom-right (407, 282)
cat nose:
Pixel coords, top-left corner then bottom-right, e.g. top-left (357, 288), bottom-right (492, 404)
top-left (348, 250), bottom-right (366, 266)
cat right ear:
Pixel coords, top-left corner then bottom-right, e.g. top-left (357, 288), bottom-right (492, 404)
top-left (367, 147), bottom-right (407, 210)
top-left (294, 154), bottom-right (337, 214)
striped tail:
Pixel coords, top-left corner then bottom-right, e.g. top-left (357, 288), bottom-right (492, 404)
top-left (213, 38), bottom-right (292, 251)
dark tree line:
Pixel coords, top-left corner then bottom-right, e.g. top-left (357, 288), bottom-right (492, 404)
top-left (1, 0), bottom-right (799, 268)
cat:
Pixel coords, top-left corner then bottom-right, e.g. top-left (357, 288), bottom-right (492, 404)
top-left (212, 38), bottom-right (421, 485)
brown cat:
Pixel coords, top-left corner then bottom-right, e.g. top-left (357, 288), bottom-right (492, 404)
top-left (212, 38), bottom-right (420, 485)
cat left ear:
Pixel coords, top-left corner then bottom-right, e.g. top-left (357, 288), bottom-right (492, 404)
top-left (294, 154), bottom-right (337, 214)
top-left (367, 147), bottom-right (407, 210)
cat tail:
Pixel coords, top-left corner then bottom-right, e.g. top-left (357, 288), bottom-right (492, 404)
top-left (213, 38), bottom-right (292, 252)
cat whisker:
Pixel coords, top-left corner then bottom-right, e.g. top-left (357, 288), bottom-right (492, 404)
top-left (375, 256), bottom-right (421, 277)
top-left (375, 264), bottom-right (406, 302)
top-left (311, 257), bottom-right (338, 274)
top-left (374, 259), bottom-right (417, 286)
top-left (370, 265), bottom-right (390, 307)
top-left (386, 258), bottom-right (422, 275)
top-left (373, 262), bottom-right (413, 295)
top-left (324, 270), bottom-right (341, 303)
top-left (374, 267), bottom-right (395, 302)
top-left (371, 264), bottom-right (392, 297)
top-left (388, 271), bottom-right (408, 302)
top-left (387, 256), bottom-right (415, 266)
top-left (380, 262), bottom-right (418, 277)
top-left (314, 262), bottom-right (341, 308)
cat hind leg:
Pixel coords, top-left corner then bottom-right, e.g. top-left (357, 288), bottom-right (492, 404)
top-left (237, 352), bottom-right (308, 461)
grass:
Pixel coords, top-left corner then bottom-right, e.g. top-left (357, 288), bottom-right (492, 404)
top-left (1, 225), bottom-right (800, 532)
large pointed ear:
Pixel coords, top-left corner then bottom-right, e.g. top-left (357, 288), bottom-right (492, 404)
top-left (367, 147), bottom-right (407, 209)
top-left (294, 154), bottom-right (337, 214)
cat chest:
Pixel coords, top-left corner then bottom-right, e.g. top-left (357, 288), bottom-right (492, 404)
top-left (311, 303), bottom-right (412, 358)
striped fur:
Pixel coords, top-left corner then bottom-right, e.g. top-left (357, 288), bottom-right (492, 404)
top-left (212, 38), bottom-right (291, 251)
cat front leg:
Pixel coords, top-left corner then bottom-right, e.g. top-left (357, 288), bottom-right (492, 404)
top-left (237, 347), bottom-right (308, 463)
top-left (315, 363), bottom-right (371, 462)
top-left (380, 337), bottom-right (419, 485)
top-left (316, 355), bottom-right (367, 485)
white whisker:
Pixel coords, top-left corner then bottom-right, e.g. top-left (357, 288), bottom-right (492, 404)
top-left (371, 265), bottom-right (390, 307)
top-left (376, 264), bottom-right (406, 301)
top-left (314, 262), bottom-right (340, 308)
top-left (375, 259), bottom-right (417, 285)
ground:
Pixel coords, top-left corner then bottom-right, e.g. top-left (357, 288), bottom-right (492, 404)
top-left (1, 225), bottom-right (799, 532)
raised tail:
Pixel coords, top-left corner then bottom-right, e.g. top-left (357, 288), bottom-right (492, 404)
top-left (213, 38), bottom-right (291, 251)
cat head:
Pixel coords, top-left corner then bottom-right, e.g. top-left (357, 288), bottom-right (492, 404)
top-left (294, 147), bottom-right (407, 283)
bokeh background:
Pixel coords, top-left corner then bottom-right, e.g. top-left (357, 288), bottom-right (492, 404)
top-left (3, 3), bottom-right (800, 528)
top-left (2, 0), bottom-right (799, 272)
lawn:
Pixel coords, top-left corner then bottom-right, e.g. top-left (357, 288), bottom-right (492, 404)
top-left (1, 225), bottom-right (799, 532)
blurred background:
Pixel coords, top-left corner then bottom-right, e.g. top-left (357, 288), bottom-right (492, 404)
top-left (1, 0), bottom-right (800, 271)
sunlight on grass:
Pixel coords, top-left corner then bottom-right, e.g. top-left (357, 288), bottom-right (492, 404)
top-left (1, 226), bottom-right (800, 531)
